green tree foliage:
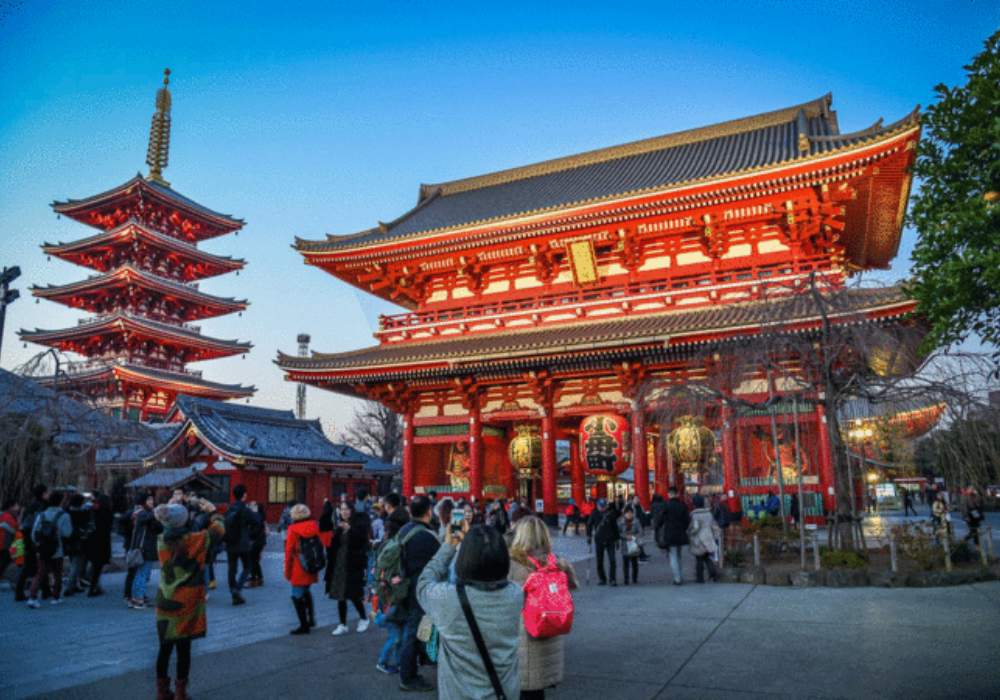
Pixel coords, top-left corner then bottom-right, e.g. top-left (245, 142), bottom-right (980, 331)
top-left (908, 31), bottom-right (1000, 359)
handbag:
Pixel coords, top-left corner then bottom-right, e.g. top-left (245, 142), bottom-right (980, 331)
top-left (626, 539), bottom-right (640, 557)
top-left (416, 613), bottom-right (434, 643)
top-left (457, 582), bottom-right (507, 700)
top-left (126, 523), bottom-right (146, 568)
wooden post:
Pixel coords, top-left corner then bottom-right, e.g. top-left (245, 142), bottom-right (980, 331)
top-left (889, 536), bottom-right (898, 573)
top-left (943, 536), bottom-right (952, 572)
top-left (631, 401), bottom-right (650, 510)
top-left (812, 534), bottom-right (821, 572)
top-left (987, 525), bottom-right (995, 562)
top-left (753, 533), bottom-right (761, 568)
top-left (402, 413), bottom-right (415, 497)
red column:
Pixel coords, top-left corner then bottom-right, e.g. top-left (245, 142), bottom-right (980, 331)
top-left (569, 435), bottom-right (585, 507)
top-left (653, 434), bottom-right (668, 497)
top-left (402, 412), bottom-right (415, 497)
top-left (468, 406), bottom-right (483, 502)
top-left (631, 401), bottom-right (650, 509)
top-left (815, 403), bottom-right (836, 513)
top-left (721, 403), bottom-right (740, 512)
top-left (541, 410), bottom-right (557, 524)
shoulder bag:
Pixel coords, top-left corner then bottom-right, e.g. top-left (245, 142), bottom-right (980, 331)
top-left (457, 582), bottom-right (507, 700)
top-left (126, 522), bottom-right (146, 568)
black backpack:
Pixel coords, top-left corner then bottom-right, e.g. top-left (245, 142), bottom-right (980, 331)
top-left (298, 535), bottom-right (327, 574)
top-left (34, 513), bottom-right (60, 559)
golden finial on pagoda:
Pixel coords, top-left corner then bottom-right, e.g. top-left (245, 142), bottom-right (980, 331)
top-left (145, 68), bottom-right (172, 186)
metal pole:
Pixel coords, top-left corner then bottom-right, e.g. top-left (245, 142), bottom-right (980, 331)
top-left (793, 395), bottom-right (806, 570)
top-left (812, 533), bottom-right (821, 572)
top-left (889, 536), bottom-right (898, 573)
top-left (753, 533), bottom-right (761, 568)
top-left (766, 370), bottom-right (788, 537)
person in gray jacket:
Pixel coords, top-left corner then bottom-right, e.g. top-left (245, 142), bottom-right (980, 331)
top-left (417, 521), bottom-right (522, 699)
top-left (28, 492), bottom-right (73, 607)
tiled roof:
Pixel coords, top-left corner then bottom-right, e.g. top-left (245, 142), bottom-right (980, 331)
top-left (52, 174), bottom-right (243, 228)
top-left (21, 313), bottom-right (252, 357)
top-left (125, 467), bottom-right (216, 489)
top-left (299, 95), bottom-right (919, 252)
top-left (97, 424), bottom-right (181, 466)
top-left (278, 285), bottom-right (913, 379)
top-left (43, 362), bottom-right (255, 399)
top-left (173, 396), bottom-right (387, 469)
top-left (31, 265), bottom-right (248, 315)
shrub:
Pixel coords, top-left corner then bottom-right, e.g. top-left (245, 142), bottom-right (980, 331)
top-left (893, 524), bottom-right (941, 571)
top-left (820, 547), bottom-right (868, 569)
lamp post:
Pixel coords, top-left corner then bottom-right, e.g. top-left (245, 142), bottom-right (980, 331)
top-left (0, 266), bottom-right (22, 365)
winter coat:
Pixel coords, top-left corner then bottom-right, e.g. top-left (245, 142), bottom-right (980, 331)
top-left (325, 512), bottom-right (371, 600)
top-left (155, 514), bottom-right (225, 642)
top-left (508, 550), bottom-right (579, 691)
top-left (654, 498), bottom-right (691, 548)
top-left (224, 500), bottom-right (254, 554)
top-left (132, 508), bottom-right (163, 562)
top-left (284, 519), bottom-right (321, 587)
top-left (65, 507), bottom-right (92, 556)
top-left (84, 505), bottom-right (113, 565)
top-left (417, 542), bottom-right (522, 700)
top-left (589, 507), bottom-right (620, 545)
top-left (619, 516), bottom-right (643, 552)
top-left (31, 507), bottom-right (73, 559)
top-left (687, 508), bottom-right (721, 557)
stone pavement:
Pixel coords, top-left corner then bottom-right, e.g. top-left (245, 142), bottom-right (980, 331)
top-left (4, 529), bottom-right (999, 699)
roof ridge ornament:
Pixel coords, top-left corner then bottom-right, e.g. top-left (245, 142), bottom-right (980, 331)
top-left (146, 68), bottom-right (172, 186)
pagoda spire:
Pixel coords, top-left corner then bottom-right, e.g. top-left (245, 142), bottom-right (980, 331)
top-left (145, 68), bottom-right (172, 186)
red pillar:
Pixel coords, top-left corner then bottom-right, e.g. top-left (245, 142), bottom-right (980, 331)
top-left (721, 403), bottom-right (740, 513)
top-left (569, 435), bottom-right (585, 507)
top-left (815, 403), bottom-right (836, 513)
top-left (631, 401), bottom-right (650, 509)
top-left (402, 412), bottom-right (415, 497)
top-left (653, 434), bottom-right (668, 497)
top-left (541, 410), bottom-right (557, 525)
top-left (468, 405), bottom-right (483, 502)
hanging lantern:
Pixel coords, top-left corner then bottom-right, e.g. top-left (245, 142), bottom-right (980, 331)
top-left (668, 415), bottom-right (715, 475)
top-left (580, 413), bottom-right (629, 481)
top-left (508, 424), bottom-right (541, 479)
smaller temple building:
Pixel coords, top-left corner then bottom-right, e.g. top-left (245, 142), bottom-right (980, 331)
top-left (99, 396), bottom-right (396, 521)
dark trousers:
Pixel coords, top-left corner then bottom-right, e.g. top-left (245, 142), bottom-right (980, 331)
top-left (250, 543), bottom-right (265, 581)
top-left (903, 503), bottom-right (917, 516)
top-left (622, 552), bottom-right (639, 583)
top-left (227, 550), bottom-right (251, 593)
top-left (562, 516), bottom-right (580, 535)
top-left (0, 551), bottom-right (11, 581)
top-left (595, 541), bottom-right (616, 583)
top-left (86, 559), bottom-right (106, 592)
top-left (695, 554), bottom-right (719, 582)
top-left (399, 604), bottom-right (425, 684)
top-left (521, 690), bottom-right (545, 699)
top-left (124, 565), bottom-right (137, 599)
top-left (965, 526), bottom-right (981, 547)
top-left (156, 638), bottom-right (192, 680)
top-left (30, 557), bottom-right (63, 599)
top-left (338, 597), bottom-right (367, 624)
top-left (16, 546), bottom-right (48, 599)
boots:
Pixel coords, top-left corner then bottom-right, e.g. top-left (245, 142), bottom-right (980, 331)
top-left (231, 592), bottom-right (246, 606)
top-left (174, 677), bottom-right (188, 700)
top-left (304, 589), bottom-right (316, 628)
top-left (290, 597), bottom-right (310, 635)
top-left (156, 677), bottom-right (172, 700)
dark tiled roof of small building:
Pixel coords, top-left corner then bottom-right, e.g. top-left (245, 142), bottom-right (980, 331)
top-left (299, 95), bottom-right (918, 252)
top-left (124, 467), bottom-right (215, 489)
top-left (173, 396), bottom-right (394, 472)
top-left (277, 285), bottom-right (913, 378)
top-left (97, 424), bottom-right (181, 466)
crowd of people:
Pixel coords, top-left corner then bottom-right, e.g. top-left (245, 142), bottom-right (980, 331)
top-left (1, 481), bottom-right (992, 699)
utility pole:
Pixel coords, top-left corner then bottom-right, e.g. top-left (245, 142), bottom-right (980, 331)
top-left (296, 333), bottom-right (310, 419)
top-left (0, 266), bottom-right (21, 365)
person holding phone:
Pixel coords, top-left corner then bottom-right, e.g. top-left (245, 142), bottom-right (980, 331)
top-left (323, 500), bottom-right (371, 635)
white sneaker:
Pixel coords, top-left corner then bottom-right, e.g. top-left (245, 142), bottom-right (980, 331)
top-left (27, 598), bottom-right (41, 609)
top-left (50, 598), bottom-right (63, 605)
top-left (331, 624), bottom-right (349, 636)
top-left (356, 619), bottom-right (370, 633)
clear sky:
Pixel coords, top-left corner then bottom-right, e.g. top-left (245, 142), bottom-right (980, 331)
top-left (0, 1), bottom-right (997, 437)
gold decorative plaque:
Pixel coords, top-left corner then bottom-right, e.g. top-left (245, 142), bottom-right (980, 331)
top-left (568, 239), bottom-right (599, 286)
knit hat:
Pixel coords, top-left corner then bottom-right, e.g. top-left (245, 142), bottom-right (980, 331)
top-left (290, 503), bottom-right (311, 521)
top-left (154, 503), bottom-right (188, 529)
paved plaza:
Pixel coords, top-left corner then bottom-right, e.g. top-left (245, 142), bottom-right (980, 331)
top-left (2, 516), bottom-right (999, 699)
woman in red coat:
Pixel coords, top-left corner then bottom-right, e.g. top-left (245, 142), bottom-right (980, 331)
top-left (284, 504), bottom-right (321, 635)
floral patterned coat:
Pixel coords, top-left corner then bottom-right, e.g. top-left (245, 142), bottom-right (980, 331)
top-left (155, 514), bottom-right (225, 642)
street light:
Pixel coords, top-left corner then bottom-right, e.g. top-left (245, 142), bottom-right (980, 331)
top-left (0, 265), bottom-right (22, 365)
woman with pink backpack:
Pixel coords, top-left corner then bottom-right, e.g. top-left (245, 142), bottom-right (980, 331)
top-left (508, 516), bottom-right (579, 699)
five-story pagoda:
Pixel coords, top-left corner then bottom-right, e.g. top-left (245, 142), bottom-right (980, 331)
top-left (21, 70), bottom-right (255, 420)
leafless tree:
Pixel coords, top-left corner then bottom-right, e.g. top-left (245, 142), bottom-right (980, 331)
top-left (339, 399), bottom-right (403, 465)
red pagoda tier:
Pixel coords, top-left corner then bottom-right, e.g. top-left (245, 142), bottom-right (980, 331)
top-left (278, 94), bottom-right (922, 522)
top-left (22, 70), bottom-right (254, 420)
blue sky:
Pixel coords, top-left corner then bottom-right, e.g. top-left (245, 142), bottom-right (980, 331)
top-left (0, 1), bottom-right (996, 435)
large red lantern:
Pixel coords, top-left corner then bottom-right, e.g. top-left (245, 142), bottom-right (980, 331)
top-left (579, 413), bottom-right (629, 481)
